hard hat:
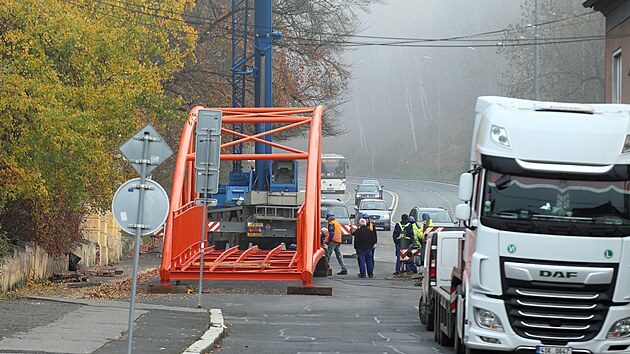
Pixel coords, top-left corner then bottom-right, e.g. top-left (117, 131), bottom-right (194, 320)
top-left (326, 212), bottom-right (334, 218)
top-left (408, 216), bottom-right (415, 223)
top-left (362, 213), bottom-right (369, 219)
top-left (422, 212), bottom-right (430, 220)
top-left (321, 227), bottom-right (329, 234)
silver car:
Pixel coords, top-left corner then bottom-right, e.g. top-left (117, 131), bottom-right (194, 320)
top-left (356, 199), bottom-right (392, 231)
top-left (354, 184), bottom-right (381, 205)
top-left (409, 206), bottom-right (457, 228)
top-left (361, 179), bottom-right (384, 199)
top-left (321, 198), bottom-right (355, 244)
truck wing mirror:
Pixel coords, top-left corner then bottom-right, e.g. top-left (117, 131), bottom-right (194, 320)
top-left (455, 203), bottom-right (471, 221)
top-left (458, 173), bottom-right (473, 201)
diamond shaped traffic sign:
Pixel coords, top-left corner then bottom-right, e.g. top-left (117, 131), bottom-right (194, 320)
top-left (119, 124), bottom-right (173, 176)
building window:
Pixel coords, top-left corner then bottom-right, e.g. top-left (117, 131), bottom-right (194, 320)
top-left (612, 49), bottom-right (622, 103)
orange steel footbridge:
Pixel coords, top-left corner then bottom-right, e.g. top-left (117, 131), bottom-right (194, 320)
top-left (160, 106), bottom-right (324, 287)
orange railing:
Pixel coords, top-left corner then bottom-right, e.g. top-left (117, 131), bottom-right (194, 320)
top-left (160, 107), bottom-right (324, 286)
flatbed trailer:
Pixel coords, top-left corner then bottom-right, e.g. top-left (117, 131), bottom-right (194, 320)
top-left (419, 230), bottom-right (464, 348)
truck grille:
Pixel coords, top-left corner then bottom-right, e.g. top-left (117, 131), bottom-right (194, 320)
top-left (501, 258), bottom-right (616, 345)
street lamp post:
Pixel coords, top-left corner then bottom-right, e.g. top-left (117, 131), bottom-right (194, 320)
top-left (422, 56), bottom-right (440, 177)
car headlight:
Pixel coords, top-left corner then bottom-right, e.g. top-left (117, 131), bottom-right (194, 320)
top-left (383, 212), bottom-right (390, 220)
top-left (474, 307), bottom-right (504, 332)
top-left (608, 318), bottom-right (630, 338)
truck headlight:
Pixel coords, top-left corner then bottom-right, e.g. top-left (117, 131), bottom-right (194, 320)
top-left (608, 318), bottom-right (630, 338)
top-left (623, 135), bottom-right (630, 154)
top-left (490, 125), bottom-right (510, 148)
top-left (474, 307), bottom-right (504, 332)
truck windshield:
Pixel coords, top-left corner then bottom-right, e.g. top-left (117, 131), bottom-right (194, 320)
top-left (321, 159), bottom-right (345, 179)
top-left (481, 170), bottom-right (630, 236)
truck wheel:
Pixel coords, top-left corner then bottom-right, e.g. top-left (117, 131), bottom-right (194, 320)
top-left (419, 295), bottom-right (426, 324)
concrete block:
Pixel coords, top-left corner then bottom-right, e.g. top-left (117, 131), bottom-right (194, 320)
top-left (287, 286), bottom-right (332, 296)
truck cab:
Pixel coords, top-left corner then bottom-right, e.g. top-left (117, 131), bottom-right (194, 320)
top-left (452, 96), bottom-right (630, 354)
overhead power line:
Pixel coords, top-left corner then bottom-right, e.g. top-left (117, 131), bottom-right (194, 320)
top-left (59, 0), bottom-right (610, 50)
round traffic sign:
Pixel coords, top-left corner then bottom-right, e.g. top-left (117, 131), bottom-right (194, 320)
top-left (112, 178), bottom-right (169, 235)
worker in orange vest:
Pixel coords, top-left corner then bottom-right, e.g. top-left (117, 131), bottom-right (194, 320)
top-left (325, 212), bottom-right (348, 275)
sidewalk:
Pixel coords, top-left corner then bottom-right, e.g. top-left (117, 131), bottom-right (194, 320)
top-left (0, 250), bottom-right (225, 354)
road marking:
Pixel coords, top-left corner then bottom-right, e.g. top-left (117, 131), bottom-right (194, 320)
top-left (386, 345), bottom-right (406, 354)
top-left (374, 316), bottom-right (381, 324)
top-left (385, 189), bottom-right (398, 228)
top-left (377, 333), bottom-right (391, 342)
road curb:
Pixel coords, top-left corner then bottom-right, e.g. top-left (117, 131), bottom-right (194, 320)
top-left (183, 309), bottom-right (226, 353)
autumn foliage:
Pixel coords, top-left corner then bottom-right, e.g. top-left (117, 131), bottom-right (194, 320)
top-left (0, 0), bottom-right (372, 256)
top-left (0, 0), bottom-right (196, 255)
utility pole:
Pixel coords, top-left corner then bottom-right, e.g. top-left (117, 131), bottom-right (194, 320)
top-left (534, 0), bottom-right (540, 100)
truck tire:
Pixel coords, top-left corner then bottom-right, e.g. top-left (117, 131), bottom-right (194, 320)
top-left (419, 295), bottom-right (426, 324)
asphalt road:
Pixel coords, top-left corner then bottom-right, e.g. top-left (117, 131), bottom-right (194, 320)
top-left (138, 176), bottom-right (461, 354)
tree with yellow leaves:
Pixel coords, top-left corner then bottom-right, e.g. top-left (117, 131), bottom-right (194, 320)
top-left (0, 0), bottom-right (196, 254)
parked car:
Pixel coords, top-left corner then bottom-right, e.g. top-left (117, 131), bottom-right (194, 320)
top-left (354, 183), bottom-right (381, 205)
top-left (360, 179), bottom-right (384, 199)
top-left (355, 199), bottom-right (392, 231)
top-left (321, 198), bottom-right (355, 244)
top-left (408, 206), bottom-right (457, 228)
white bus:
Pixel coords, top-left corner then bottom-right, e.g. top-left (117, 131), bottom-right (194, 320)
top-left (321, 153), bottom-right (347, 194)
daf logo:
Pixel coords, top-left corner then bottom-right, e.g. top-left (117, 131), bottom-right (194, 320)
top-left (540, 270), bottom-right (578, 279)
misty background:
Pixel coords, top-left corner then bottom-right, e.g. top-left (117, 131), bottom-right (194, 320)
top-left (291, 0), bottom-right (604, 183)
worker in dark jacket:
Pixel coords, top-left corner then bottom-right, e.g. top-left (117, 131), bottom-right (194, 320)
top-left (362, 212), bottom-right (378, 265)
top-left (392, 214), bottom-right (410, 275)
top-left (354, 218), bottom-right (376, 278)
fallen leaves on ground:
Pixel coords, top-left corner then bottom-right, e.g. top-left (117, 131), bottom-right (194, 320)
top-left (83, 268), bottom-right (159, 300)
top-left (10, 268), bottom-right (160, 300)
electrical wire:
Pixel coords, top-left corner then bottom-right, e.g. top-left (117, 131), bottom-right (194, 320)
top-left (60, 0), bottom-right (606, 48)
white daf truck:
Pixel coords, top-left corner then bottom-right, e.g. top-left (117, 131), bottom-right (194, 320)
top-left (450, 96), bottom-right (630, 354)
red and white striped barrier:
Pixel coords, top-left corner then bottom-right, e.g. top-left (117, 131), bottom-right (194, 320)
top-left (339, 224), bottom-right (358, 235)
top-left (400, 247), bottom-right (421, 261)
top-left (424, 226), bottom-right (445, 235)
top-left (207, 221), bottom-right (221, 232)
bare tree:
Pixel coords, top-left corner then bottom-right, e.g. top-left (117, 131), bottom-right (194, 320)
top-left (164, 0), bottom-right (382, 139)
top-left (499, 0), bottom-right (604, 103)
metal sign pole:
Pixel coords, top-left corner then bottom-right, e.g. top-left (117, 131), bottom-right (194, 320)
top-left (115, 124), bottom-right (171, 354)
top-left (198, 131), bottom-right (213, 308)
top-left (127, 132), bottom-right (150, 354)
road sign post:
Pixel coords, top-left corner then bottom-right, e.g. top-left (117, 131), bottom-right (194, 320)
top-left (195, 110), bottom-right (222, 308)
top-left (115, 124), bottom-right (172, 354)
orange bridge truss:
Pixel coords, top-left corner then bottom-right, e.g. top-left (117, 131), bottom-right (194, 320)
top-left (160, 106), bottom-right (324, 286)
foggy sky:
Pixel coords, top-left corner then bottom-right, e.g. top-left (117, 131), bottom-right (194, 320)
top-left (316, 0), bottom-right (527, 181)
